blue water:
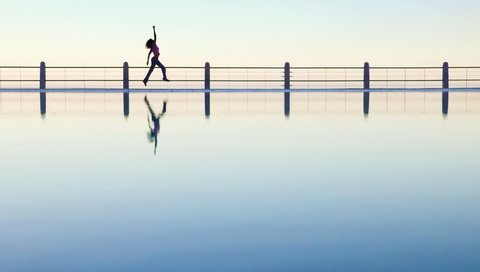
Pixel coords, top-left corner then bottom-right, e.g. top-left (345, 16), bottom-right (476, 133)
top-left (1, 92), bottom-right (479, 271)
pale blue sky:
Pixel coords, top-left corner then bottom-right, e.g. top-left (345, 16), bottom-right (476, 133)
top-left (1, 0), bottom-right (479, 66)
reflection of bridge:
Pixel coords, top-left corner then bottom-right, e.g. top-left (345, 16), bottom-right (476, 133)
top-left (1, 62), bottom-right (480, 116)
top-left (1, 92), bottom-right (479, 118)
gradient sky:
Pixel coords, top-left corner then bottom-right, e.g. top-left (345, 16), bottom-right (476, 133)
top-left (1, 0), bottom-right (479, 66)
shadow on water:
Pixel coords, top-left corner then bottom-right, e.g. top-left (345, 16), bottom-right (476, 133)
top-left (144, 96), bottom-right (167, 156)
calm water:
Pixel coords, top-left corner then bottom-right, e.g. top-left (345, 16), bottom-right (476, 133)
top-left (1, 92), bottom-right (480, 271)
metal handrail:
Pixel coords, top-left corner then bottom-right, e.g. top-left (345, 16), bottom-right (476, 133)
top-left (0, 66), bottom-right (40, 69)
top-left (1, 65), bottom-right (480, 69)
top-left (292, 67), bottom-right (364, 70)
top-left (11, 79), bottom-right (480, 83)
top-left (1, 63), bottom-right (480, 91)
top-left (371, 66), bottom-right (480, 69)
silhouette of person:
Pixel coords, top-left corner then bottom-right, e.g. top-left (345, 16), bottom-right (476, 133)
top-left (143, 26), bottom-right (170, 86)
top-left (144, 96), bottom-right (167, 155)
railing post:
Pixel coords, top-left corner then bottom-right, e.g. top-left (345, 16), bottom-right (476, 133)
top-left (204, 62), bottom-right (211, 118)
top-left (442, 62), bottom-right (449, 89)
top-left (442, 62), bottom-right (449, 115)
top-left (123, 62), bottom-right (129, 90)
top-left (284, 62), bottom-right (290, 117)
top-left (205, 62), bottom-right (211, 90)
top-left (40, 62), bottom-right (46, 90)
top-left (363, 62), bottom-right (370, 89)
top-left (363, 62), bottom-right (370, 115)
top-left (40, 62), bottom-right (46, 115)
top-left (123, 62), bottom-right (130, 117)
top-left (284, 62), bottom-right (291, 90)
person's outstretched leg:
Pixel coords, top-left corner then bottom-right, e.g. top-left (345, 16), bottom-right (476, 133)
top-left (155, 59), bottom-right (169, 82)
top-left (143, 60), bottom-right (156, 86)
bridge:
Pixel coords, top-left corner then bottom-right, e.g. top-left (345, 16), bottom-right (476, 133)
top-left (1, 62), bottom-right (479, 116)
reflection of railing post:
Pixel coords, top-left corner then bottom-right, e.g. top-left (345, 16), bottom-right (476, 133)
top-left (40, 62), bottom-right (46, 115)
top-left (204, 62), bottom-right (211, 118)
top-left (363, 62), bottom-right (370, 115)
top-left (284, 62), bottom-right (290, 117)
top-left (442, 62), bottom-right (449, 115)
top-left (123, 62), bottom-right (130, 117)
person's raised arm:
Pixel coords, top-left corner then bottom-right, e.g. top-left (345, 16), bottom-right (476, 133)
top-left (153, 25), bottom-right (157, 43)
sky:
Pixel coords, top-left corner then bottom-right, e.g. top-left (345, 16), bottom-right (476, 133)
top-left (1, 0), bottom-right (479, 66)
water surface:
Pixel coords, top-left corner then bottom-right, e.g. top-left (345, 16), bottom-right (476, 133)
top-left (1, 92), bottom-right (479, 271)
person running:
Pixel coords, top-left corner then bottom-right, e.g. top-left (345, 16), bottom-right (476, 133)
top-left (143, 26), bottom-right (170, 86)
top-left (144, 96), bottom-right (167, 155)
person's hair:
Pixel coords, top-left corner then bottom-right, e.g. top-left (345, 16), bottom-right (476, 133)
top-left (145, 39), bottom-right (154, 49)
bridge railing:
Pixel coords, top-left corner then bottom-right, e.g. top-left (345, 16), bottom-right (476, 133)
top-left (0, 62), bottom-right (480, 91)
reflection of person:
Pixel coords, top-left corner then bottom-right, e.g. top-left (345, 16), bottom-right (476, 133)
top-left (143, 26), bottom-right (170, 86)
top-left (144, 96), bottom-right (167, 155)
